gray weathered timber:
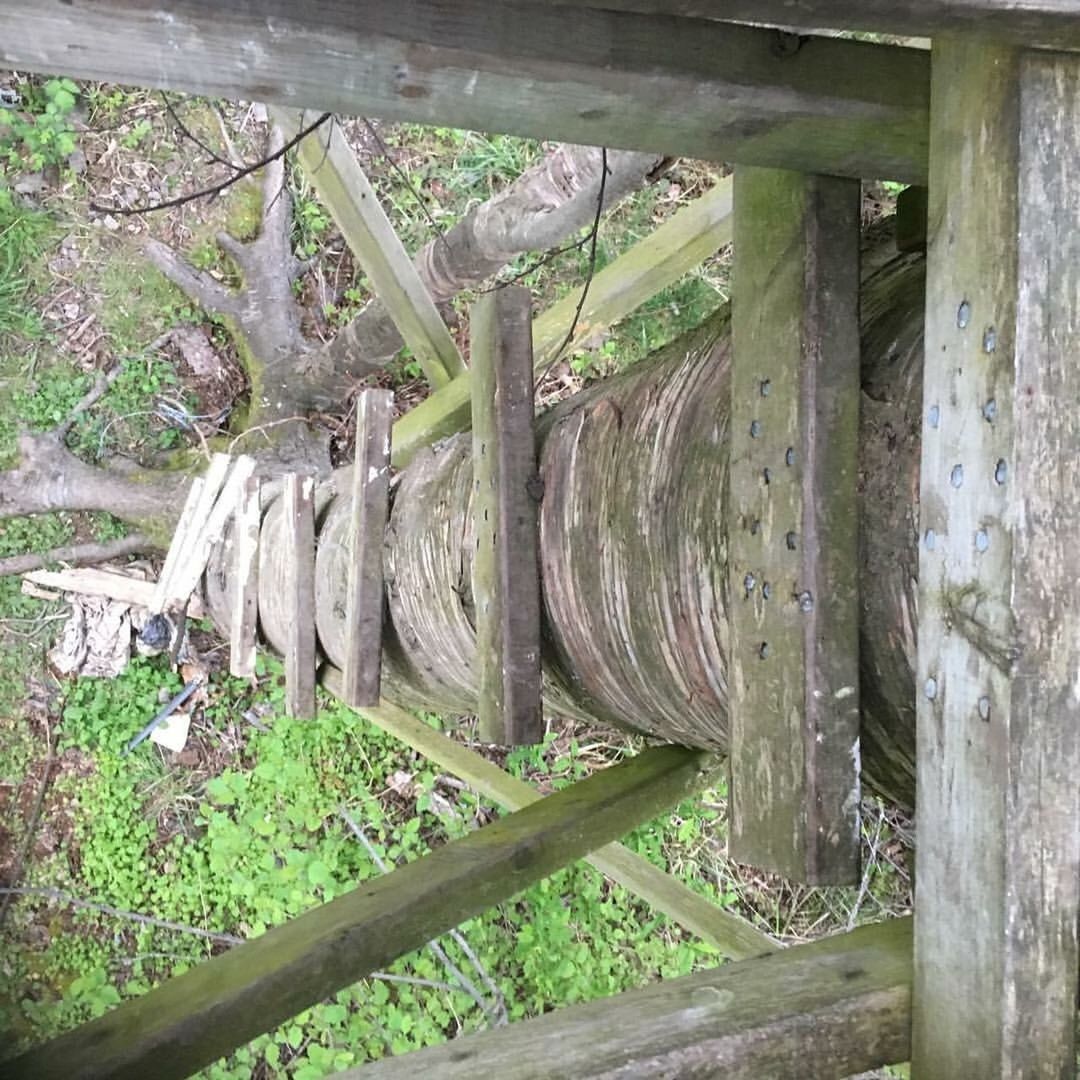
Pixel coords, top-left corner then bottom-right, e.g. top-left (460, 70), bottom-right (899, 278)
top-left (912, 39), bottom-right (1080, 1078)
top-left (1, 2), bottom-right (928, 183)
top-left (283, 474), bottom-right (317, 719)
top-left (524, 1), bottom-right (1080, 49)
top-left (727, 168), bottom-right (861, 885)
top-left (344, 918), bottom-right (912, 1079)
top-left (8, 745), bottom-right (716, 1080)
top-left (470, 288), bottom-right (543, 745)
top-left (228, 474), bottom-right (262, 678)
top-left (341, 390), bottom-right (393, 707)
top-left (272, 107), bottom-right (463, 389)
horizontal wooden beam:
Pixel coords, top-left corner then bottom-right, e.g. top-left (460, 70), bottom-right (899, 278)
top-left (520, 1), bottom-right (1080, 50)
top-left (346, 918), bottom-right (913, 1079)
top-left (8, 745), bottom-right (716, 1080)
top-left (2, 1), bottom-right (928, 182)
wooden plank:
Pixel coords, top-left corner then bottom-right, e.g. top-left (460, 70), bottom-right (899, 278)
top-left (470, 287), bottom-right (542, 745)
top-left (523, 1), bottom-right (1080, 50)
top-left (283, 474), bottom-right (317, 719)
top-left (1, 2), bottom-right (930, 183)
top-left (271, 107), bottom-right (463, 390)
top-left (912, 39), bottom-right (1080, 1077)
top-left (319, 681), bottom-right (776, 960)
top-left (149, 475), bottom-right (204, 613)
top-left (229, 475), bottom-right (261, 679)
top-left (392, 176), bottom-right (734, 468)
top-left (347, 918), bottom-right (913, 1079)
top-left (341, 389), bottom-right (393, 707)
top-left (9, 745), bottom-right (717, 1080)
top-left (727, 167), bottom-right (861, 885)
top-left (23, 569), bottom-right (206, 619)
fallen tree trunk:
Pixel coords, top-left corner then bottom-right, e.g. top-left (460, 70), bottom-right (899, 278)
top-left (205, 237), bottom-right (925, 808)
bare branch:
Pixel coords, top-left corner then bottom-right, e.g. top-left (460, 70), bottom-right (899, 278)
top-left (144, 239), bottom-right (238, 318)
top-left (0, 534), bottom-right (153, 577)
top-left (58, 362), bottom-right (126, 437)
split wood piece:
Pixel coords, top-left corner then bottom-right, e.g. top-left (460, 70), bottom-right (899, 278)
top-left (392, 176), bottom-right (735, 468)
top-left (341, 389), bottom-right (393, 707)
top-left (470, 286), bottom-right (543, 745)
top-left (149, 474), bottom-right (205, 613)
top-left (283, 474), bottom-right (317, 719)
top-left (9, 745), bottom-right (715, 1080)
top-left (727, 166), bottom-right (862, 885)
top-left (349, 918), bottom-right (912, 1080)
top-left (321, 681), bottom-right (775, 961)
top-left (912, 40), bottom-right (1080, 1077)
top-left (24, 569), bottom-right (206, 620)
top-left (167, 455), bottom-right (257, 613)
top-left (271, 106), bottom-right (464, 390)
top-left (229, 475), bottom-right (262, 679)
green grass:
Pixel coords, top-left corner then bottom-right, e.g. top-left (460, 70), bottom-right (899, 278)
top-left (0, 188), bottom-right (55, 344)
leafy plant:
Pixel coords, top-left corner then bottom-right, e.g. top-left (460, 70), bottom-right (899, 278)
top-left (0, 78), bottom-right (80, 170)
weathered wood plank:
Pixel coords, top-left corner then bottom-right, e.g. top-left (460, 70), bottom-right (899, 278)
top-left (1, 2), bottom-right (929, 183)
top-left (272, 107), bottom-right (463, 389)
top-left (23, 568), bottom-right (206, 619)
top-left (341, 389), bottom-right (393, 707)
top-left (346, 918), bottom-right (912, 1079)
top-left (727, 167), bottom-right (862, 885)
top-left (392, 176), bottom-right (734, 468)
top-left (229, 475), bottom-right (261, 679)
top-left (9, 745), bottom-right (717, 1080)
top-left (470, 287), bottom-right (542, 745)
top-left (149, 475), bottom-right (204, 613)
top-left (912, 39), bottom-right (1080, 1077)
top-left (283, 473), bottom-right (317, 719)
top-left (319, 680), bottom-right (776, 960)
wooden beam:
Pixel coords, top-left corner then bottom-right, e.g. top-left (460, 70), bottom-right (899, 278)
top-left (345, 918), bottom-right (912, 1079)
top-left (521, 1), bottom-right (1080, 51)
top-left (341, 389), bottom-right (393, 707)
top-left (470, 287), bottom-right (543, 745)
top-left (229, 475), bottom-right (261, 679)
top-left (1, 2), bottom-right (929, 183)
top-left (9, 745), bottom-right (717, 1080)
top-left (392, 176), bottom-right (734, 468)
top-left (272, 107), bottom-right (464, 389)
top-left (319, 682), bottom-right (776, 959)
top-left (912, 39), bottom-right (1080, 1076)
top-left (283, 474), bottom-right (317, 719)
top-left (727, 167), bottom-right (862, 884)
top-left (22, 568), bottom-right (206, 619)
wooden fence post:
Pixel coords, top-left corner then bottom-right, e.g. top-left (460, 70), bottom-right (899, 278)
top-left (283, 474), bottom-right (317, 719)
top-left (727, 166), bottom-right (862, 885)
top-left (912, 38), bottom-right (1080, 1077)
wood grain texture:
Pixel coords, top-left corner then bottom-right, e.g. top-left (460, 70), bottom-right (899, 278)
top-left (520, 1), bottom-right (1080, 49)
top-left (229, 475), bottom-right (262, 679)
top-left (728, 167), bottom-right (862, 885)
top-left (348, 918), bottom-right (912, 1079)
top-left (392, 177), bottom-right (734, 468)
top-left (912, 38), bottom-right (1080, 1078)
top-left (283, 474), bottom-right (317, 720)
top-left (8, 745), bottom-right (716, 1080)
top-left (1, 1), bottom-right (929, 183)
top-left (341, 389), bottom-right (393, 707)
top-left (272, 107), bottom-right (462, 389)
top-left (470, 287), bottom-right (543, 744)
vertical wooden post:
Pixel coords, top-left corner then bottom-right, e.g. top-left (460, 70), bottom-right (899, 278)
top-left (913, 39), bottom-right (1080, 1077)
top-left (229, 474), bottom-right (261, 679)
top-left (283, 473), bottom-right (317, 720)
top-left (727, 167), bottom-right (862, 885)
top-left (341, 389), bottom-right (393, 707)
top-left (470, 286), bottom-right (543, 745)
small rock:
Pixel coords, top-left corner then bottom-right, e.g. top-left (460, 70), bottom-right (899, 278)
top-left (66, 148), bottom-right (87, 175)
top-left (62, 303), bottom-right (80, 321)
top-left (13, 172), bottom-right (44, 196)
top-left (102, 215), bottom-right (120, 231)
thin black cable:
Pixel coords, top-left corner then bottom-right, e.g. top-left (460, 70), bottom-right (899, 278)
top-left (159, 92), bottom-right (234, 168)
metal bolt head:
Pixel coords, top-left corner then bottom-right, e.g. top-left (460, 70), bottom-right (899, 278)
top-left (750, 420), bottom-right (762, 438)
top-left (957, 300), bottom-right (971, 329)
top-left (982, 326), bottom-right (997, 353)
top-left (785, 531), bottom-right (797, 551)
top-left (762, 581), bottom-right (772, 600)
top-left (994, 459), bottom-right (1007, 485)
top-left (785, 447), bottom-right (795, 467)
top-left (924, 677), bottom-right (938, 701)
top-left (924, 529), bottom-right (936, 551)
top-left (758, 641), bottom-right (771, 660)
top-left (950, 464), bottom-right (964, 489)
top-left (928, 404), bottom-right (940, 430)
top-left (797, 590), bottom-right (814, 613)
top-left (975, 529), bottom-right (990, 553)
top-left (760, 379), bottom-right (771, 397)
top-left (744, 572), bottom-right (756, 595)
top-left (983, 399), bottom-right (997, 422)
top-left (978, 696), bottom-right (991, 722)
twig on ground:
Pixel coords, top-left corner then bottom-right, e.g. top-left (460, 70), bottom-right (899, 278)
top-left (160, 92), bottom-right (234, 168)
top-left (58, 362), bottom-right (125, 437)
top-left (0, 534), bottom-right (152, 577)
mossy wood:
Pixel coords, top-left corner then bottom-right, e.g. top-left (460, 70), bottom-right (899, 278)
top-left (728, 168), bottom-right (861, 885)
top-left (348, 918), bottom-right (912, 1079)
top-left (392, 177), bottom-right (734, 468)
top-left (8, 746), bottom-right (716, 1080)
top-left (470, 287), bottom-right (543, 745)
top-left (283, 474), bottom-right (317, 720)
top-left (342, 389), bottom-right (393, 707)
top-left (228, 474), bottom-right (261, 678)
top-left (2, 2), bottom-right (930, 183)
top-left (521, 1), bottom-right (1080, 49)
top-left (912, 38), bottom-right (1080, 1077)
top-left (322, 684), bottom-right (775, 959)
top-left (272, 107), bottom-right (463, 389)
